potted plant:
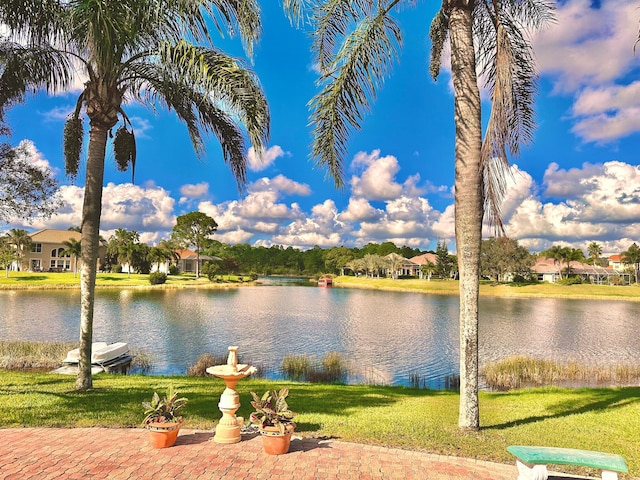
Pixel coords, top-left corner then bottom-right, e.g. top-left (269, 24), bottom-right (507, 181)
top-left (250, 387), bottom-right (297, 455)
top-left (142, 386), bottom-right (188, 448)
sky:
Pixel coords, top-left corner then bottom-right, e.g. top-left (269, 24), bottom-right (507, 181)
top-left (3, 0), bottom-right (640, 255)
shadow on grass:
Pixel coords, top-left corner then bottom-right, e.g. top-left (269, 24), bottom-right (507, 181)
top-left (0, 372), bottom-right (448, 430)
top-left (484, 387), bottom-right (640, 430)
top-left (14, 275), bottom-right (48, 282)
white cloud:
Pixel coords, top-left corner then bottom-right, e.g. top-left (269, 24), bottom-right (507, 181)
top-left (180, 182), bottom-right (209, 199)
top-left (349, 150), bottom-right (426, 200)
top-left (249, 174), bottom-right (311, 196)
top-left (247, 145), bottom-right (287, 171)
top-left (533, 0), bottom-right (640, 92)
top-left (338, 197), bottom-right (383, 222)
top-left (532, 0), bottom-right (640, 142)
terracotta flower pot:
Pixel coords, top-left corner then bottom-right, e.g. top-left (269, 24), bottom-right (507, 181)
top-left (259, 423), bottom-right (295, 455)
top-left (146, 420), bottom-right (183, 448)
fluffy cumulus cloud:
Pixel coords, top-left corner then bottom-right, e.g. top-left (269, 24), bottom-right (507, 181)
top-left (179, 182), bottom-right (209, 202)
top-left (349, 150), bottom-right (427, 200)
top-left (247, 145), bottom-right (287, 171)
top-left (533, 0), bottom-right (640, 142)
top-left (502, 161), bottom-right (640, 253)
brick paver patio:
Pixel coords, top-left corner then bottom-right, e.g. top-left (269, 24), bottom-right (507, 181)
top-left (0, 427), bottom-right (519, 479)
top-left (1, 427), bottom-right (617, 479)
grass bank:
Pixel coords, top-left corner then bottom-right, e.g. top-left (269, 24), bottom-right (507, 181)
top-left (334, 276), bottom-right (640, 301)
top-left (0, 271), bottom-right (254, 289)
top-left (1, 371), bottom-right (638, 478)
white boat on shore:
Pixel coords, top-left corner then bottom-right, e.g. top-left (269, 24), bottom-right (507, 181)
top-left (63, 342), bottom-right (129, 365)
top-left (52, 342), bottom-right (133, 375)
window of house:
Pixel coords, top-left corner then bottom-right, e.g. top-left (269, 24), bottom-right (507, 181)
top-left (31, 243), bottom-right (42, 253)
top-left (51, 248), bottom-right (58, 257)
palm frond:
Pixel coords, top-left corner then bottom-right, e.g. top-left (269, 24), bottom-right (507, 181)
top-left (0, 0), bottom-right (67, 44)
top-left (312, 0), bottom-right (373, 73)
top-left (0, 42), bottom-right (72, 119)
top-left (309, 7), bottom-right (402, 186)
top-left (153, 41), bottom-right (269, 154)
top-left (126, 54), bottom-right (262, 190)
top-left (282, 0), bottom-right (314, 27)
top-left (474, 0), bottom-right (555, 231)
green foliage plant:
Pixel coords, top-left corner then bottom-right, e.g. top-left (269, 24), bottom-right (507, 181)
top-left (142, 386), bottom-right (188, 425)
top-left (148, 272), bottom-right (167, 285)
top-left (249, 387), bottom-right (296, 434)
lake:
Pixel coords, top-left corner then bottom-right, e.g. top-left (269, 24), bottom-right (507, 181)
top-left (1, 278), bottom-right (638, 388)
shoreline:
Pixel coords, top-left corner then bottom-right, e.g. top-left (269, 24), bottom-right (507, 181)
top-left (332, 276), bottom-right (640, 302)
top-left (2, 273), bottom-right (640, 302)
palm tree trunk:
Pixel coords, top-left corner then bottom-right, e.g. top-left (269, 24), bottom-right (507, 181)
top-left (449, 3), bottom-right (483, 431)
top-left (76, 125), bottom-right (108, 391)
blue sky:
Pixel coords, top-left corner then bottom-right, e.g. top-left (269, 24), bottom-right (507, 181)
top-left (3, 0), bottom-right (640, 254)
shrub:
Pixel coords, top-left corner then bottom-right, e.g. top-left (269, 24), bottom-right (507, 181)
top-left (112, 264), bottom-right (123, 273)
top-left (168, 265), bottom-right (179, 275)
top-left (149, 272), bottom-right (167, 285)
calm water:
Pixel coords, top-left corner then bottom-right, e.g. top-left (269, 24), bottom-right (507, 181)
top-left (1, 279), bottom-right (639, 387)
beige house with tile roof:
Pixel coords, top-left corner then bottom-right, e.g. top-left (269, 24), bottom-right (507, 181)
top-left (18, 229), bottom-right (105, 272)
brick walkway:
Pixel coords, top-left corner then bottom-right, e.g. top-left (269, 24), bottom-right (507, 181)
top-left (0, 428), bottom-right (519, 480)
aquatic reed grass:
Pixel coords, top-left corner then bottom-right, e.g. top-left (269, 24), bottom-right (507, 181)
top-left (0, 340), bottom-right (75, 371)
top-left (281, 352), bottom-right (348, 383)
top-left (482, 356), bottom-right (640, 391)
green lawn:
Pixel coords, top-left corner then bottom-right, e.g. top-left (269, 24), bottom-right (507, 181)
top-left (0, 271), bottom-right (252, 288)
top-left (1, 371), bottom-right (638, 478)
top-left (334, 275), bottom-right (640, 301)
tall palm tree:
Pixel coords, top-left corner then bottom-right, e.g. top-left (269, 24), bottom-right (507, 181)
top-left (306, 0), bottom-right (554, 430)
top-left (6, 228), bottom-right (32, 271)
top-left (0, 0), bottom-right (270, 390)
top-left (61, 238), bottom-right (81, 278)
top-left (587, 242), bottom-right (602, 266)
top-left (621, 243), bottom-right (640, 284)
top-left (545, 245), bottom-right (566, 279)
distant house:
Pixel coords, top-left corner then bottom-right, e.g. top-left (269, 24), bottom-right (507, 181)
top-left (532, 256), bottom-right (629, 285)
top-left (18, 229), bottom-right (105, 273)
top-left (383, 253), bottom-right (419, 278)
top-left (175, 249), bottom-right (221, 274)
top-left (608, 254), bottom-right (625, 272)
top-left (409, 253), bottom-right (438, 279)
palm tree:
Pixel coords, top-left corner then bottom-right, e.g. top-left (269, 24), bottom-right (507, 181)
top-left (1, 0), bottom-right (270, 390)
top-left (561, 247), bottom-right (584, 277)
top-left (306, 0), bottom-right (554, 430)
top-left (386, 252), bottom-right (405, 280)
top-left (621, 243), bottom-right (640, 284)
top-left (545, 245), bottom-right (566, 280)
top-left (587, 242), bottom-right (602, 266)
top-left (61, 238), bottom-right (81, 278)
top-left (421, 260), bottom-right (436, 281)
top-left (6, 228), bottom-right (32, 271)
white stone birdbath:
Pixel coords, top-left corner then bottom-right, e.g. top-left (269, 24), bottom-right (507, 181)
top-left (206, 346), bottom-right (256, 444)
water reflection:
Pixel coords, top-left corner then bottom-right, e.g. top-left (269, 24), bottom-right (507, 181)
top-left (1, 286), bottom-right (638, 387)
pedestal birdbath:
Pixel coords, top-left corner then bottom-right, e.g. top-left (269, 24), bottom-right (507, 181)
top-left (206, 346), bottom-right (256, 444)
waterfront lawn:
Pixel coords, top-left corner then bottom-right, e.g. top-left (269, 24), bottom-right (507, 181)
top-left (0, 271), bottom-right (250, 288)
top-left (334, 275), bottom-right (640, 301)
top-left (1, 371), bottom-right (638, 478)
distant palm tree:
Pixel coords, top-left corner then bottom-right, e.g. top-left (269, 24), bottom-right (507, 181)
top-left (621, 243), bottom-right (640, 284)
top-left (545, 245), bottom-right (566, 279)
top-left (62, 238), bottom-right (81, 278)
top-left (1, 0), bottom-right (269, 391)
top-left (561, 248), bottom-right (584, 277)
top-left (587, 242), bottom-right (602, 266)
top-left (6, 228), bottom-right (32, 271)
top-left (421, 260), bottom-right (436, 281)
top-left (386, 253), bottom-right (405, 280)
